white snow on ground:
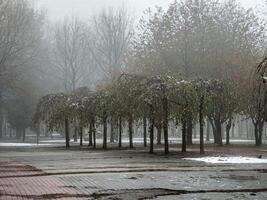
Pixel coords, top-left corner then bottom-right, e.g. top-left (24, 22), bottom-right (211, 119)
top-left (0, 143), bottom-right (53, 147)
top-left (184, 156), bottom-right (267, 164)
top-left (40, 140), bottom-right (66, 143)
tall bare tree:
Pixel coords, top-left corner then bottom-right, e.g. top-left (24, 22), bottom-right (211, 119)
top-left (52, 17), bottom-right (93, 93)
top-left (0, 0), bottom-right (44, 138)
top-left (92, 7), bottom-right (134, 81)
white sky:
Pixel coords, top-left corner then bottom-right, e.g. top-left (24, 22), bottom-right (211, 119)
top-left (35, 0), bottom-right (265, 22)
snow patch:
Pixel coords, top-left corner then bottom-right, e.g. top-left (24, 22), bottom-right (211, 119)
top-left (184, 156), bottom-right (267, 164)
top-left (0, 143), bottom-right (53, 147)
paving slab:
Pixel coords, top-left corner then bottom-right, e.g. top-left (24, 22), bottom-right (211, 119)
top-left (0, 145), bottom-right (267, 199)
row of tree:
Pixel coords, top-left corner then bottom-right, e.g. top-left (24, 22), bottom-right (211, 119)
top-left (0, 1), bottom-right (133, 138)
top-left (34, 72), bottom-right (266, 154)
top-left (1, 0), bottom-right (266, 144)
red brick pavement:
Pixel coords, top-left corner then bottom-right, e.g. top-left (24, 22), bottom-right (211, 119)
top-left (0, 160), bottom-right (87, 199)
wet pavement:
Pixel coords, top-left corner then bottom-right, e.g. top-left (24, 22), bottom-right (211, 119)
top-left (0, 144), bottom-right (267, 199)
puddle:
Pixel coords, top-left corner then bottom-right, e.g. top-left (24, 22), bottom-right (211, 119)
top-left (90, 188), bottom-right (267, 200)
top-left (227, 175), bottom-right (258, 181)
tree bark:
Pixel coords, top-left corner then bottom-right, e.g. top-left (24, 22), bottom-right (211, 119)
top-left (258, 122), bottom-right (264, 146)
top-left (199, 96), bottom-right (204, 154)
top-left (73, 122), bottom-right (78, 142)
top-left (182, 120), bottom-right (187, 153)
top-left (37, 130), bottom-right (39, 144)
top-left (186, 116), bottom-right (193, 145)
top-left (238, 117), bottom-right (242, 138)
top-left (253, 122), bottom-right (259, 146)
top-left (22, 128), bottom-right (26, 142)
top-left (79, 126), bottom-right (83, 146)
top-left (143, 116), bottom-right (147, 147)
top-left (193, 128), bottom-right (197, 139)
top-left (0, 98), bottom-right (2, 139)
top-left (231, 122), bottom-right (235, 138)
top-left (15, 127), bottom-right (22, 139)
top-left (92, 118), bottom-right (96, 149)
top-left (206, 120), bottom-right (210, 142)
top-left (44, 125), bottom-right (48, 137)
top-left (149, 117), bottom-right (154, 154)
top-left (103, 113), bottom-right (107, 150)
top-left (128, 114), bottom-right (133, 149)
top-left (65, 117), bottom-right (70, 148)
top-left (149, 107), bottom-right (154, 154)
top-left (88, 122), bottom-right (93, 146)
top-left (163, 97), bottom-right (169, 154)
top-left (226, 118), bottom-right (232, 145)
top-left (118, 117), bottom-right (122, 148)
top-left (254, 121), bottom-right (264, 146)
top-left (246, 120), bottom-right (249, 139)
top-left (215, 120), bottom-right (223, 146)
top-left (156, 124), bottom-right (162, 145)
top-left (110, 118), bottom-right (115, 143)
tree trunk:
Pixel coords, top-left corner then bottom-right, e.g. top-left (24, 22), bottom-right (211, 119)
top-left (44, 125), bottom-right (48, 137)
top-left (143, 116), bottom-right (147, 147)
top-left (193, 127), bottom-right (197, 139)
top-left (15, 127), bottom-right (22, 139)
top-left (206, 120), bottom-right (210, 142)
top-left (103, 113), bottom-right (107, 150)
top-left (22, 128), bottom-right (26, 142)
top-left (163, 97), bottom-right (169, 154)
top-left (226, 118), bottom-right (232, 145)
top-left (238, 117), bottom-right (242, 138)
top-left (221, 124), bottom-right (225, 140)
top-left (88, 122), bottom-right (93, 146)
top-left (0, 100), bottom-right (2, 139)
top-left (73, 122), bottom-right (78, 142)
top-left (186, 116), bottom-right (193, 145)
top-left (128, 114), bottom-right (133, 149)
top-left (258, 122), bottom-right (264, 146)
top-left (93, 118), bottom-right (96, 149)
top-left (36, 124), bottom-right (40, 145)
top-left (231, 122), bottom-right (235, 138)
top-left (255, 121), bottom-right (264, 146)
top-left (253, 122), bottom-right (259, 146)
top-left (0, 122), bottom-right (2, 139)
top-left (182, 120), bottom-right (187, 153)
top-left (156, 124), bottom-right (162, 145)
top-left (149, 107), bottom-right (154, 154)
top-left (65, 117), bottom-right (70, 148)
top-left (79, 126), bottom-right (83, 146)
top-left (118, 117), bottom-right (122, 148)
top-left (149, 117), bottom-right (154, 154)
top-left (215, 120), bottom-right (223, 146)
top-left (246, 120), bottom-right (249, 139)
top-left (199, 96), bottom-right (204, 154)
top-left (110, 118), bottom-right (115, 143)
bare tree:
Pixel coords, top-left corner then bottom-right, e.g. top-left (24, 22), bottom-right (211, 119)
top-left (92, 7), bottom-right (134, 81)
top-left (52, 17), bottom-right (93, 93)
top-left (0, 0), bottom-right (44, 138)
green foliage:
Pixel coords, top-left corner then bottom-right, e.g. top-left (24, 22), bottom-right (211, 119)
top-left (35, 75), bottom-right (234, 132)
top-left (33, 93), bottom-right (68, 130)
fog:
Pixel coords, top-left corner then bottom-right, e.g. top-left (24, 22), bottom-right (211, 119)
top-left (0, 0), bottom-right (266, 147)
top-left (35, 0), bottom-right (265, 21)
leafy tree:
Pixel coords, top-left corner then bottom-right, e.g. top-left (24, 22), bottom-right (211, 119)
top-left (241, 57), bottom-right (267, 146)
top-left (169, 80), bottom-right (198, 152)
top-left (34, 93), bottom-right (70, 148)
